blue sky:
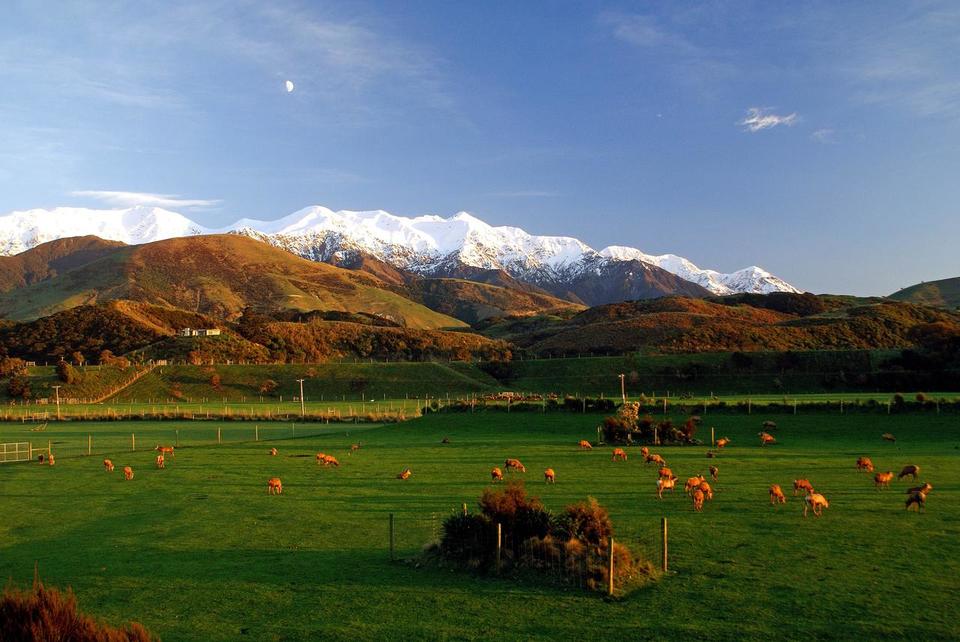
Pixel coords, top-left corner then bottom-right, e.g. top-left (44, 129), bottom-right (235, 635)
top-left (1, 1), bottom-right (958, 296)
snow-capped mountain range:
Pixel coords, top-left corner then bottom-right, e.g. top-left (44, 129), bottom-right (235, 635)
top-left (0, 205), bottom-right (800, 297)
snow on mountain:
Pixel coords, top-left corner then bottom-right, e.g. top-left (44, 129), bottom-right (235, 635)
top-left (0, 206), bottom-right (207, 255)
top-left (0, 205), bottom-right (800, 295)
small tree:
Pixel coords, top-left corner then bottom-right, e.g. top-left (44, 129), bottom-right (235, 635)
top-left (259, 379), bottom-right (279, 396)
top-left (56, 360), bottom-right (80, 385)
top-left (0, 357), bottom-right (27, 380)
top-left (7, 375), bottom-right (32, 399)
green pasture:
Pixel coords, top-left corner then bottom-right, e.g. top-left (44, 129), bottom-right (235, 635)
top-left (1, 412), bottom-right (959, 640)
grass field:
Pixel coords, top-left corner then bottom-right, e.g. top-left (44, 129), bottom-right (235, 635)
top-left (1, 413), bottom-right (959, 640)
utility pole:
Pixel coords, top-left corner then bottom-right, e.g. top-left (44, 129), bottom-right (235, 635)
top-left (296, 379), bottom-right (305, 417)
top-left (52, 385), bottom-right (62, 421)
top-left (618, 373), bottom-right (626, 404)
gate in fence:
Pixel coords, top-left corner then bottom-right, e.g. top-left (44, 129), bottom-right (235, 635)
top-left (0, 442), bottom-right (32, 463)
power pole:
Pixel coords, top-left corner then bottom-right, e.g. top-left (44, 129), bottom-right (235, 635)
top-left (618, 373), bottom-right (626, 404)
top-left (296, 379), bottom-right (305, 417)
top-left (52, 385), bottom-right (62, 421)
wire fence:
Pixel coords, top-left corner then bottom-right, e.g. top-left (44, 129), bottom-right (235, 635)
top-left (0, 422), bottom-right (353, 463)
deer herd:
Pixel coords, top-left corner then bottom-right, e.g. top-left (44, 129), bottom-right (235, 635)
top-left (44, 419), bottom-right (934, 518)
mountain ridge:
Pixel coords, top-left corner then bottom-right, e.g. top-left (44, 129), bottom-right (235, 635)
top-left (0, 205), bottom-right (800, 303)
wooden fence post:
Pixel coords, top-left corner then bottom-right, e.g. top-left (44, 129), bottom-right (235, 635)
top-left (496, 523), bottom-right (502, 574)
top-left (608, 537), bottom-right (615, 596)
top-left (218, 427), bottom-right (221, 444)
top-left (87, 434), bottom-right (92, 456)
top-left (462, 503), bottom-right (467, 516)
top-left (255, 425), bottom-right (259, 441)
top-left (661, 517), bottom-right (668, 573)
top-left (389, 513), bottom-right (395, 561)
top-left (748, 398), bottom-right (752, 414)
top-left (132, 433), bottom-right (135, 451)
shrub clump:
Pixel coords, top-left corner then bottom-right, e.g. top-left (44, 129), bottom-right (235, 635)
top-left (440, 484), bottom-right (655, 593)
top-left (0, 575), bottom-right (155, 641)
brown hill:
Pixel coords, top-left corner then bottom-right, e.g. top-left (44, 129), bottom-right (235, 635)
top-left (0, 236), bottom-right (124, 292)
top-left (889, 277), bottom-right (960, 309)
top-left (0, 235), bottom-right (464, 329)
top-left (480, 295), bottom-right (960, 355)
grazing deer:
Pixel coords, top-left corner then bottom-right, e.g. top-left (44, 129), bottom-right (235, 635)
top-left (856, 456), bottom-right (874, 472)
top-left (270, 448), bottom-right (278, 456)
top-left (709, 465), bottom-right (719, 482)
top-left (898, 465), bottom-right (920, 481)
top-left (692, 489), bottom-right (705, 512)
top-left (658, 466), bottom-right (674, 480)
top-left (905, 490), bottom-right (928, 512)
top-left (759, 432), bottom-right (776, 446)
top-left (716, 437), bottom-right (731, 449)
top-left (698, 481), bottom-right (714, 501)
top-left (505, 458), bottom-right (526, 473)
top-left (123, 466), bottom-right (134, 481)
top-left (350, 442), bottom-right (361, 454)
top-left (578, 440), bottom-right (592, 450)
top-left (793, 479), bottom-right (814, 495)
top-left (155, 454), bottom-right (165, 469)
top-left (685, 476), bottom-right (706, 495)
top-left (906, 482), bottom-right (933, 496)
top-left (769, 484), bottom-right (786, 505)
top-left (803, 493), bottom-right (829, 517)
top-left (491, 467), bottom-right (503, 482)
top-left (267, 477), bottom-right (282, 495)
top-left (881, 433), bottom-right (896, 443)
top-left (155, 445), bottom-right (175, 458)
top-left (397, 468), bottom-right (412, 480)
top-left (544, 468), bottom-right (556, 484)
top-left (656, 476), bottom-right (677, 499)
top-left (874, 471), bottom-right (894, 489)
top-left (645, 453), bottom-right (666, 466)
top-left (103, 459), bottom-right (115, 472)
top-left (611, 448), bottom-right (627, 462)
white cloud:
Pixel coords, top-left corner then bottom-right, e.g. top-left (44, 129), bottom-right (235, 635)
top-left (738, 107), bottom-right (799, 132)
top-left (71, 190), bottom-right (220, 209)
top-left (811, 128), bottom-right (836, 144)
top-left (599, 12), bottom-right (699, 55)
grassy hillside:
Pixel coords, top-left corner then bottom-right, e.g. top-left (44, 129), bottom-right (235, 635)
top-left (408, 278), bottom-right (583, 324)
top-left (1, 413), bottom-right (957, 639)
top-left (479, 296), bottom-right (960, 356)
top-left (890, 276), bottom-right (960, 309)
top-left (112, 362), bottom-right (501, 401)
top-left (0, 235), bottom-right (464, 330)
top-left (0, 235), bottom-right (124, 293)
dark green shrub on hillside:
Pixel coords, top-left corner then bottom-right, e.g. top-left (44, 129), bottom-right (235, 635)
top-left (56, 360), bottom-right (80, 384)
top-left (7, 375), bottom-right (31, 399)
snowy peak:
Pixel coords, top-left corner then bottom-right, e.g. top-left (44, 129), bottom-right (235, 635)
top-left (0, 206), bottom-right (206, 256)
top-left (0, 204), bottom-right (800, 297)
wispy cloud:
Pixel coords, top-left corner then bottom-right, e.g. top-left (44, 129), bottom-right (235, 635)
top-left (599, 12), bottom-right (699, 55)
top-left (827, 5), bottom-right (960, 119)
top-left (811, 128), bottom-right (836, 144)
top-left (738, 107), bottom-right (799, 133)
top-left (598, 10), bottom-right (741, 93)
top-left (71, 190), bottom-right (220, 209)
